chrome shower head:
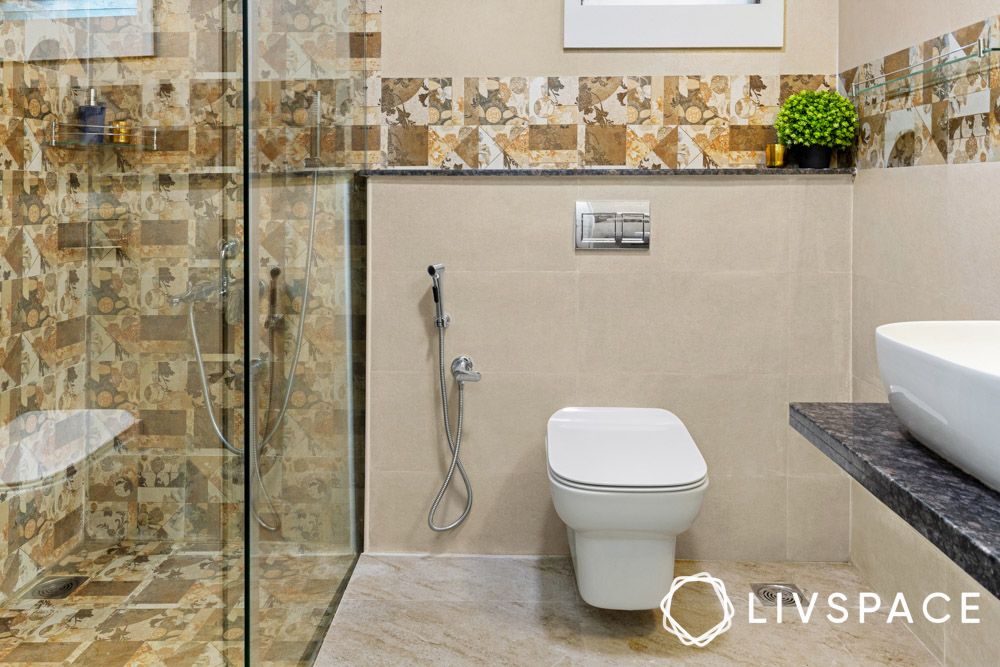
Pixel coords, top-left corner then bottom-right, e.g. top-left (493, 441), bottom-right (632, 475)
top-left (427, 264), bottom-right (448, 328)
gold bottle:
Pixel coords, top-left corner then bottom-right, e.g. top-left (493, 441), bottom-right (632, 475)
top-left (108, 120), bottom-right (131, 145)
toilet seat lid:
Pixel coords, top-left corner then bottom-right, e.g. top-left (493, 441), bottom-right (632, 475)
top-left (546, 407), bottom-right (707, 489)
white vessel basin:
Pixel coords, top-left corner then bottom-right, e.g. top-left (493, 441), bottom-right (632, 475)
top-left (876, 321), bottom-right (1000, 492)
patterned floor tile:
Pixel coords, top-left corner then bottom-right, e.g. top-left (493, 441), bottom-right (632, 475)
top-left (0, 540), bottom-right (349, 666)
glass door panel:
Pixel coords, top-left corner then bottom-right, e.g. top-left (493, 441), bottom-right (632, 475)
top-left (245, 0), bottom-right (365, 663)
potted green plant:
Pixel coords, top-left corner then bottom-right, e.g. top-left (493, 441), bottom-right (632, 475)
top-left (774, 90), bottom-right (858, 169)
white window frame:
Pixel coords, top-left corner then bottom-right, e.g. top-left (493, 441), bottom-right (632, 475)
top-left (564, 0), bottom-right (785, 49)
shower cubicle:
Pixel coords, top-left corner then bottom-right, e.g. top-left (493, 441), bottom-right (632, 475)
top-left (0, 0), bottom-right (366, 663)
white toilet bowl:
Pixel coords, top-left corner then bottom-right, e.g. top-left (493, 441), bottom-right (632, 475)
top-left (547, 407), bottom-right (708, 610)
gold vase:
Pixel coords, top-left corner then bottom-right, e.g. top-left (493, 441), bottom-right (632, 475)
top-left (765, 143), bottom-right (786, 168)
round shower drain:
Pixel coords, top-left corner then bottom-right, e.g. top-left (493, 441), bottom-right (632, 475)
top-left (26, 576), bottom-right (89, 600)
top-left (751, 583), bottom-right (805, 607)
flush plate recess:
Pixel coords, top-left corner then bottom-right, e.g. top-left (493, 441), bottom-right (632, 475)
top-left (575, 201), bottom-right (650, 250)
top-left (23, 575), bottom-right (89, 600)
top-left (751, 583), bottom-right (806, 607)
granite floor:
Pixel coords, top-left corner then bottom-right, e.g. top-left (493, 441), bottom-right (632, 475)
top-left (0, 540), bottom-right (354, 666)
top-left (315, 555), bottom-right (941, 666)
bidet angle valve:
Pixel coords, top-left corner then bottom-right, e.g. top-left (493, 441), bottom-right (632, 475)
top-left (451, 356), bottom-right (481, 384)
top-left (427, 263), bottom-right (451, 329)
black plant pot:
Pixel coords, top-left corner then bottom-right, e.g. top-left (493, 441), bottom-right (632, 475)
top-left (794, 145), bottom-right (833, 169)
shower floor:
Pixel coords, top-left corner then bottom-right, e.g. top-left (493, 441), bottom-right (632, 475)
top-left (316, 554), bottom-right (940, 666)
top-left (0, 540), bottom-right (354, 666)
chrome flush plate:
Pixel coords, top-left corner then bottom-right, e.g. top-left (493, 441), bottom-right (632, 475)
top-left (575, 201), bottom-right (650, 250)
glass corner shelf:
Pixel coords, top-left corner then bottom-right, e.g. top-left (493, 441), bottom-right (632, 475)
top-left (45, 120), bottom-right (168, 151)
top-left (851, 38), bottom-right (1000, 98)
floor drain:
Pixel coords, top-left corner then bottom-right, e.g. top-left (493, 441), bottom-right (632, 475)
top-left (23, 576), bottom-right (89, 600)
top-left (751, 583), bottom-right (806, 607)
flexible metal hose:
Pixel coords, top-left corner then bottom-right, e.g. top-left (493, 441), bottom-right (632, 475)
top-left (428, 326), bottom-right (473, 531)
top-left (188, 170), bottom-right (319, 532)
top-left (188, 299), bottom-right (282, 531)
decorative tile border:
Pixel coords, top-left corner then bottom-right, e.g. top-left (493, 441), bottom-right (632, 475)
top-left (373, 74), bottom-right (838, 170)
top-left (840, 15), bottom-right (1000, 169)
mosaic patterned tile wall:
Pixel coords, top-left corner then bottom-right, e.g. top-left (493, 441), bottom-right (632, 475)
top-left (0, 0), bottom-right (368, 600)
top-left (375, 74), bottom-right (840, 170)
top-left (840, 15), bottom-right (1000, 169)
top-left (0, 63), bottom-right (89, 600)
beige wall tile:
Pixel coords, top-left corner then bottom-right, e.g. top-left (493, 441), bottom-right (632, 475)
top-left (677, 473), bottom-right (787, 561)
top-left (369, 269), bottom-right (441, 372)
top-left (367, 179), bottom-right (851, 560)
top-left (852, 376), bottom-right (886, 403)
top-left (852, 480), bottom-right (1000, 665)
top-left (789, 183), bottom-right (854, 273)
top-left (442, 271), bottom-right (580, 374)
top-left (578, 271), bottom-right (789, 376)
top-left (850, 482), bottom-right (948, 660)
top-left (790, 273), bottom-right (852, 376)
top-left (944, 566), bottom-right (1000, 667)
top-left (368, 371), bottom-right (447, 473)
top-left (787, 475), bottom-right (850, 562)
top-left (369, 178), bottom-right (578, 275)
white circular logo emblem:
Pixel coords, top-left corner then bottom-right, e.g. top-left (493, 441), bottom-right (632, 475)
top-left (659, 572), bottom-right (736, 647)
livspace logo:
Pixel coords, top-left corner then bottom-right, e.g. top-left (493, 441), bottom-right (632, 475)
top-left (659, 573), bottom-right (983, 648)
top-left (747, 589), bottom-right (983, 627)
top-left (659, 572), bottom-right (736, 647)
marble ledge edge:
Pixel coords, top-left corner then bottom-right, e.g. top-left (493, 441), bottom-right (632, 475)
top-left (359, 167), bottom-right (857, 178)
top-left (789, 403), bottom-right (1000, 601)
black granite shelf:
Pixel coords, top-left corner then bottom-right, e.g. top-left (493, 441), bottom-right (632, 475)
top-left (361, 167), bottom-right (856, 178)
top-left (790, 403), bottom-right (1000, 598)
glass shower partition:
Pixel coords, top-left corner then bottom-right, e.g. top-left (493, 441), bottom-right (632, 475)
top-left (0, 0), bottom-right (364, 662)
top-left (244, 0), bottom-right (366, 664)
top-left (0, 0), bottom-right (251, 662)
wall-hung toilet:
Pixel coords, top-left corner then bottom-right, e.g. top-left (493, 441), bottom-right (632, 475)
top-left (547, 407), bottom-right (709, 610)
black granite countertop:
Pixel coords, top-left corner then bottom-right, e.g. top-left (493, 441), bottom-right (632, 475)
top-left (361, 167), bottom-right (856, 178)
top-left (790, 403), bottom-right (1000, 598)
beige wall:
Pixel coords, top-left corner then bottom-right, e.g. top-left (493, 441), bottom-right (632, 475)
top-left (852, 481), bottom-right (1000, 666)
top-left (381, 0), bottom-right (839, 77)
top-left (839, 0), bottom-right (1000, 67)
top-left (366, 176), bottom-right (853, 560)
top-left (851, 165), bottom-right (1000, 402)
